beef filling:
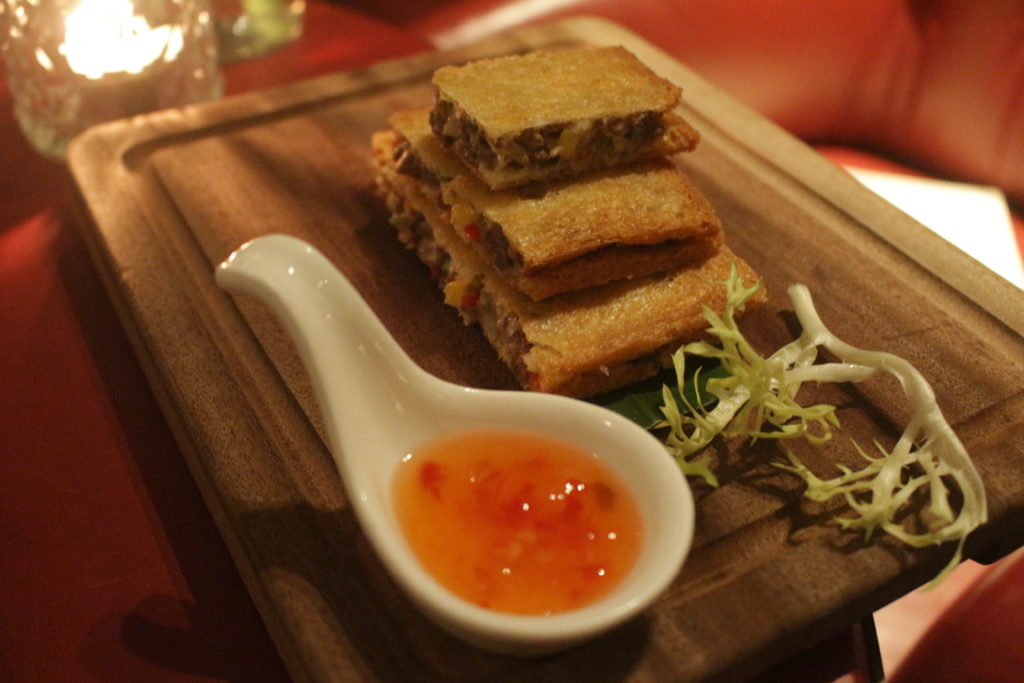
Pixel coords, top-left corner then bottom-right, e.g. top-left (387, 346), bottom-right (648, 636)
top-left (476, 215), bottom-right (522, 272)
top-left (395, 142), bottom-right (525, 273)
top-left (392, 138), bottom-right (439, 188)
top-left (475, 293), bottom-right (532, 387)
top-left (380, 178), bottom-right (675, 395)
top-left (431, 98), bottom-right (667, 172)
top-left (430, 98), bottom-right (498, 169)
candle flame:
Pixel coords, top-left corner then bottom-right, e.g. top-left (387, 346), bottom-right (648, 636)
top-left (60, 0), bottom-right (184, 79)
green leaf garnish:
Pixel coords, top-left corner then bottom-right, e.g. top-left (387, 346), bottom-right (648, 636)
top-left (657, 264), bottom-right (839, 467)
top-left (652, 264), bottom-right (986, 587)
top-left (590, 358), bottom-right (726, 430)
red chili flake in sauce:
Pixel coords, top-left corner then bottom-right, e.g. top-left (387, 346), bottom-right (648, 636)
top-left (463, 222), bottom-right (482, 241)
top-left (418, 460), bottom-right (444, 499)
top-left (394, 429), bottom-right (643, 615)
top-left (459, 290), bottom-right (479, 308)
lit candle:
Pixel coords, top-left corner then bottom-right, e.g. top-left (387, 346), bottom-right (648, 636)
top-left (60, 0), bottom-right (184, 78)
top-left (0, 0), bottom-right (221, 158)
top-left (50, 0), bottom-right (183, 121)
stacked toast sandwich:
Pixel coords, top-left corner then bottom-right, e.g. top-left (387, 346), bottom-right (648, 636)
top-left (371, 46), bottom-right (762, 398)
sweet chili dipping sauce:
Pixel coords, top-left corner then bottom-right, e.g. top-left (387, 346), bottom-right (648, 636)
top-left (394, 429), bottom-right (643, 615)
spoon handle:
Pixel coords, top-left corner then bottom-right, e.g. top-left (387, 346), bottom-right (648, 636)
top-left (215, 233), bottom-right (426, 459)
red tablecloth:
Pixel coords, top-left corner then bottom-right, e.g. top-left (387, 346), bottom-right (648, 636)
top-left (0, 5), bottom-right (428, 680)
top-left (0, 4), bottom-right (876, 680)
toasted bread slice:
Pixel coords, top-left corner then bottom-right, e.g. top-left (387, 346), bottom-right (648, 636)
top-left (430, 46), bottom-right (700, 189)
top-left (372, 129), bottom-right (764, 398)
top-left (390, 108), bottom-right (721, 300)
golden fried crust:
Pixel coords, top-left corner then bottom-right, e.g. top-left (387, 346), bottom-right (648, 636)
top-left (518, 248), bottom-right (763, 395)
top-left (373, 129), bottom-right (765, 398)
top-left (660, 111), bottom-right (701, 155)
top-left (449, 159), bottom-right (722, 270)
top-left (504, 232), bottom-right (723, 300)
top-left (432, 46), bottom-right (682, 137)
top-left (377, 125), bottom-right (717, 301)
top-left (389, 107), bottom-right (721, 299)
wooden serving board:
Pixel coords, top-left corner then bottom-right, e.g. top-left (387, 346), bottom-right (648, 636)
top-left (69, 18), bottom-right (1024, 682)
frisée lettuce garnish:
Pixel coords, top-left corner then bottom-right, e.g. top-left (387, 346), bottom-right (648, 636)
top-left (658, 266), bottom-right (843, 485)
top-left (658, 265), bottom-right (987, 585)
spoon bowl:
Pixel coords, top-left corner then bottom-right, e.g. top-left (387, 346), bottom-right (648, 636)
top-left (216, 234), bottom-right (695, 655)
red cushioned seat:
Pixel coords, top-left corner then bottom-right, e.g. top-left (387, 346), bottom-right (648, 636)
top-left (889, 548), bottom-right (1024, 682)
top-left (355, 0), bottom-right (1024, 218)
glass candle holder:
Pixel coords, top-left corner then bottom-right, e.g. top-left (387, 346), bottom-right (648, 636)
top-left (1, 0), bottom-right (223, 159)
top-left (212, 0), bottom-right (304, 62)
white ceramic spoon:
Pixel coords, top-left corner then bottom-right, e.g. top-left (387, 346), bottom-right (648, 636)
top-left (216, 233), bottom-right (695, 656)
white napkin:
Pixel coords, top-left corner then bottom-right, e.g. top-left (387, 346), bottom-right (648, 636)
top-left (848, 167), bottom-right (1024, 290)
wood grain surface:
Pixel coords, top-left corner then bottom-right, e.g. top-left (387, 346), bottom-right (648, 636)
top-left (68, 18), bottom-right (1024, 682)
